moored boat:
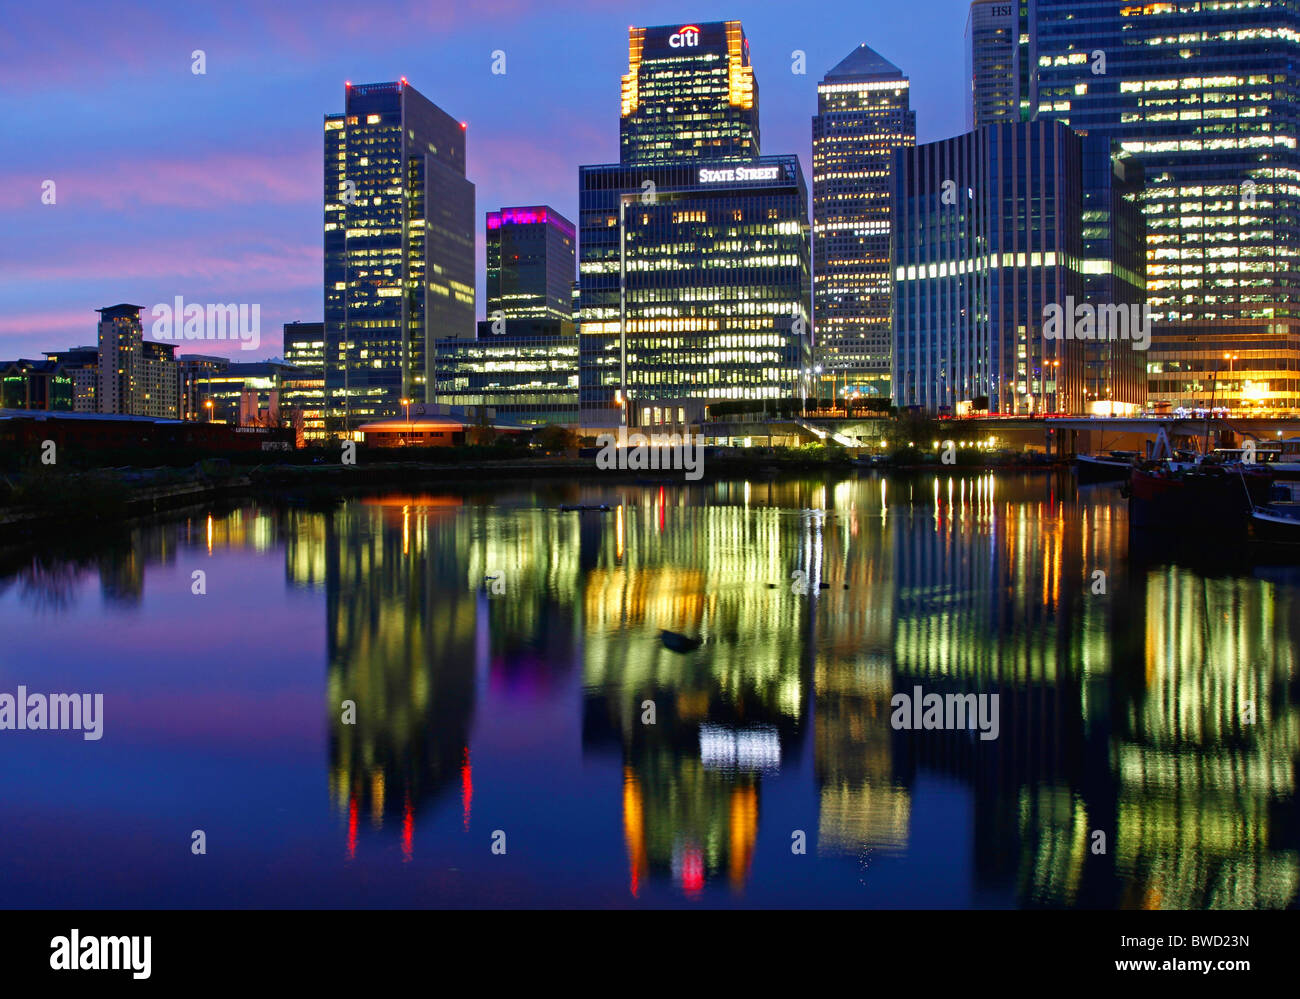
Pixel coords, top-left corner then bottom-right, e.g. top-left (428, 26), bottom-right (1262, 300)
top-left (1250, 504), bottom-right (1300, 542)
top-left (1126, 458), bottom-right (1272, 529)
top-left (1250, 481), bottom-right (1300, 542)
top-left (1270, 438), bottom-right (1300, 479)
top-left (1075, 450), bottom-right (1139, 483)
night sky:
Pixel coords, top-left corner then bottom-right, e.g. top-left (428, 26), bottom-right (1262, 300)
top-left (2, 0), bottom-right (971, 360)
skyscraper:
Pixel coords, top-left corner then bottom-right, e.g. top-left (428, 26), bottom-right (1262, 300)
top-left (965, 0), bottom-right (1026, 128)
top-left (95, 304), bottom-right (179, 418)
top-left (96, 304), bottom-right (145, 416)
top-left (989, 1), bottom-right (1300, 414)
top-left (486, 206), bottom-right (576, 321)
top-left (1080, 135), bottom-right (1147, 415)
top-left (620, 21), bottom-right (759, 164)
top-left (579, 22), bottom-right (811, 429)
top-left (323, 80), bottom-right (475, 434)
top-left (893, 121), bottom-right (1126, 416)
top-left (811, 43), bottom-right (915, 398)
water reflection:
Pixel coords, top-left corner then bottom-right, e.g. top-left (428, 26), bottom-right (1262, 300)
top-left (4, 472), bottom-right (1297, 908)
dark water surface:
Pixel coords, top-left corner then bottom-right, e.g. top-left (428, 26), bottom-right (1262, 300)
top-left (1, 472), bottom-right (1297, 908)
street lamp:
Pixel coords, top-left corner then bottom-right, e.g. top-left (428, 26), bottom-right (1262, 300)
top-left (204, 399), bottom-right (213, 423)
top-left (1223, 353), bottom-right (1238, 415)
top-left (401, 396), bottom-right (411, 444)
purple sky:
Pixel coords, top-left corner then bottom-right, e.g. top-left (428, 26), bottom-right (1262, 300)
top-left (1, 0), bottom-right (971, 361)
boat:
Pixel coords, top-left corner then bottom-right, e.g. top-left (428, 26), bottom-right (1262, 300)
top-left (1250, 503), bottom-right (1300, 542)
top-left (559, 503), bottom-right (611, 512)
top-left (1074, 450), bottom-right (1139, 483)
top-left (659, 629), bottom-right (703, 653)
top-left (1268, 438), bottom-right (1300, 479)
top-left (1126, 455), bottom-right (1273, 529)
top-left (1250, 481), bottom-right (1300, 543)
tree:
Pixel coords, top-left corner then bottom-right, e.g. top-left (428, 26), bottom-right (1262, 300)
top-left (534, 424), bottom-right (577, 451)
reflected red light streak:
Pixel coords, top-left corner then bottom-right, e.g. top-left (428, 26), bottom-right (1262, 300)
top-left (682, 845), bottom-right (704, 896)
top-left (401, 794), bottom-right (413, 862)
top-left (461, 746), bottom-right (473, 831)
top-left (346, 795), bottom-right (357, 860)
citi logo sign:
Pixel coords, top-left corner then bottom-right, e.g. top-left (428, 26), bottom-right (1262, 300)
top-left (670, 26), bottom-right (700, 48)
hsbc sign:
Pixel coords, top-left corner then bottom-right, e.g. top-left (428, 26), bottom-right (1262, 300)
top-left (669, 25), bottom-right (700, 48)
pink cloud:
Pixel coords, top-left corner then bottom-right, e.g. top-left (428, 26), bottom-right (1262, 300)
top-left (0, 309), bottom-right (95, 338)
top-left (0, 148), bottom-right (319, 211)
top-left (1, 237), bottom-right (320, 289)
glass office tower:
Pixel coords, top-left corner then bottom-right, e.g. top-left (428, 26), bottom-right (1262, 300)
top-left (1030, 1), bottom-right (1300, 414)
top-left (1081, 135), bottom-right (1147, 414)
top-left (620, 21), bottom-right (759, 164)
top-left (323, 80), bottom-right (475, 434)
top-left (811, 43), bottom-right (915, 397)
top-left (965, 0), bottom-right (1025, 128)
top-left (892, 121), bottom-right (1088, 415)
top-left (579, 159), bottom-right (811, 427)
top-left (486, 206), bottom-right (576, 321)
top-left (579, 21), bottom-right (811, 428)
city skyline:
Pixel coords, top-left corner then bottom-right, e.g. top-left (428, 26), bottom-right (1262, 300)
top-left (1, 0), bottom-right (973, 361)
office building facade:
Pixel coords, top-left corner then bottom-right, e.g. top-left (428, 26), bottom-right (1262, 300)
top-left (324, 80), bottom-right (475, 434)
top-left (578, 158), bottom-right (811, 426)
top-left (1, 359), bottom-right (74, 411)
top-left (620, 21), bottom-right (759, 164)
top-left (95, 304), bottom-right (179, 418)
top-left (434, 319), bottom-right (579, 426)
top-left (486, 206), bottom-right (576, 321)
top-left (1081, 134), bottom-right (1147, 414)
top-left (183, 359), bottom-right (303, 427)
top-left (979, 0), bottom-right (1300, 413)
top-left (46, 347), bottom-right (99, 412)
top-left (811, 43), bottom-right (915, 396)
top-left (965, 0), bottom-right (1027, 128)
top-left (579, 21), bottom-right (811, 428)
top-left (283, 321), bottom-right (326, 440)
top-left (892, 121), bottom-right (1090, 415)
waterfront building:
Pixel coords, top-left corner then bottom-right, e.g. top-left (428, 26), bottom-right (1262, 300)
top-left (578, 21), bottom-right (811, 429)
top-left (95, 304), bottom-right (179, 418)
top-left (323, 80), bottom-right (475, 434)
top-left (183, 358), bottom-right (304, 427)
top-left (811, 43), bottom-right (915, 397)
top-left (0, 359), bottom-right (74, 411)
top-left (978, 0), bottom-right (1300, 414)
top-left (578, 158), bottom-right (811, 427)
top-left (1081, 134), bottom-right (1147, 415)
top-left (45, 347), bottom-right (99, 412)
top-left (486, 207), bottom-right (575, 322)
top-left (178, 355), bottom-right (229, 422)
top-left (283, 321), bottom-right (326, 441)
top-left (434, 319), bottom-right (578, 426)
top-left (893, 120), bottom-right (1136, 415)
